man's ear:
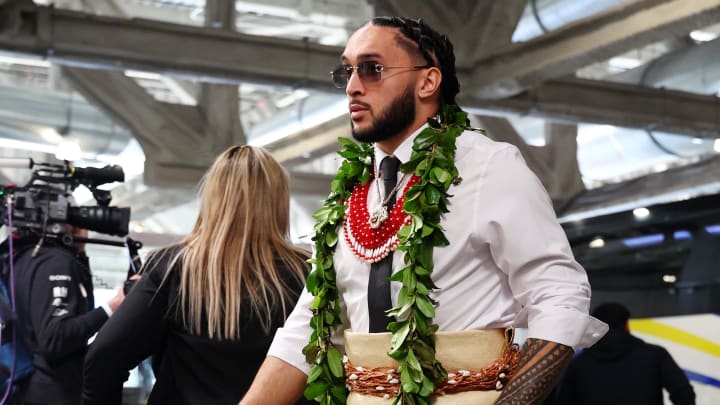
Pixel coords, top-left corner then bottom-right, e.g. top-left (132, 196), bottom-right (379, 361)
top-left (418, 67), bottom-right (442, 101)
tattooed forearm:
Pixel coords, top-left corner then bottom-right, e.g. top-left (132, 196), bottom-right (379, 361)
top-left (494, 338), bottom-right (573, 405)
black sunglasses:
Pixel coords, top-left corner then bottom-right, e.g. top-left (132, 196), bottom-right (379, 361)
top-left (330, 61), bottom-right (432, 88)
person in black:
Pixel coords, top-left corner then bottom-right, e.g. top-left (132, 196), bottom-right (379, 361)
top-left (556, 302), bottom-right (695, 405)
top-left (5, 225), bottom-right (126, 405)
top-left (81, 146), bottom-right (312, 405)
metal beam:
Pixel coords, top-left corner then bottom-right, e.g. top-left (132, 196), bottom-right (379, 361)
top-left (371, 0), bottom-right (526, 67)
top-left (475, 116), bottom-right (584, 210)
top-left (265, 114), bottom-right (350, 166)
top-left (559, 155), bottom-right (720, 222)
top-left (0, 1), bottom-right (340, 90)
top-left (61, 67), bottom-right (223, 187)
top-left (110, 170), bottom-right (334, 221)
top-left (461, 78), bottom-right (720, 138)
top-left (466, 0), bottom-right (720, 98)
top-left (263, 76), bottom-right (720, 167)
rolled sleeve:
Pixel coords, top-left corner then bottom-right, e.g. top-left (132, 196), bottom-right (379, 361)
top-left (479, 145), bottom-right (608, 349)
top-left (515, 306), bottom-right (608, 349)
top-left (267, 287), bottom-right (315, 375)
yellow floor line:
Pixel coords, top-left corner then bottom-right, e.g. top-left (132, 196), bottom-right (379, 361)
top-left (630, 319), bottom-right (720, 357)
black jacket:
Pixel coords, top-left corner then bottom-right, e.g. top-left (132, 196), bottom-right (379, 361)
top-left (82, 246), bottom-right (313, 405)
top-left (10, 239), bottom-right (108, 405)
top-left (557, 329), bottom-right (695, 405)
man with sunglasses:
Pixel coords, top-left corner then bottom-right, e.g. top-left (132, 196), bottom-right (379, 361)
top-left (242, 16), bottom-right (606, 405)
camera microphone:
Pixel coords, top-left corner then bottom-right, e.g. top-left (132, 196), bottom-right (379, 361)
top-left (69, 165), bottom-right (125, 186)
top-left (0, 158), bottom-right (34, 170)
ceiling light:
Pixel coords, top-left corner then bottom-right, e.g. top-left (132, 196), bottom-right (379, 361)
top-left (689, 30), bottom-right (719, 43)
top-left (608, 56), bottom-right (642, 70)
top-left (55, 139), bottom-right (82, 161)
top-left (589, 237), bottom-right (605, 249)
top-left (0, 54), bottom-right (51, 68)
top-left (714, 139), bottom-right (720, 153)
top-left (0, 138), bottom-right (57, 154)
top-left (691, 137), bottom-right (704, 145)
top-left (662, 274), bottom-right (677, 283)
top-left (39, 127), bottom-right (64, 143)
top-left (633, 207), bottom-right (650, 219)
top-left (124, 70), bottom-right (163, 80)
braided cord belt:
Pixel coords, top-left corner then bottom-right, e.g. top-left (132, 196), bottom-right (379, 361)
top-left (344, 343), bottom-right (521, 399)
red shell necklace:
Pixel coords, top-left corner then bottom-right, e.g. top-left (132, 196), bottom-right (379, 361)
top-left (343, 173), bottom-right (419, 263)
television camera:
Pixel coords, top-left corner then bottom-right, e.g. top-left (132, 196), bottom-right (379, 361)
top-left (0, 157), bottom-right (143, 291)
top-left (0, 158), bottom-right (130, 238)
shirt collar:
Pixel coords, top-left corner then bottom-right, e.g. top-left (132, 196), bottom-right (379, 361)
top-left (373, 124), bottom-right (428, 174)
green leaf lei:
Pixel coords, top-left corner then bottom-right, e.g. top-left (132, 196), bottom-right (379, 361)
top-left (303, 105), bottom-right (478, 405)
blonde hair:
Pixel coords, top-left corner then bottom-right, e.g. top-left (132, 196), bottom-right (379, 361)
top-left (168, 145), bottom-right (308, 339)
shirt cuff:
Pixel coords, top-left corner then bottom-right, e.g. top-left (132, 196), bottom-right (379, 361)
top-left (520, 306), bottom-right (609, 350)
top-left (101, 304), bottom-right (113, 317)
top-left (268, 327), bottom-right (312, 375)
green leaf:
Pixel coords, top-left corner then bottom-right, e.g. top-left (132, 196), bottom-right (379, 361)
top-left (330, 178), bottom-right (344, 194)
top-left (415, 159), bottom-right (429, 176)
top-left (419, 375), bottom-right (435, 397)
top-left (327, 346), bottom-right (345, 378)
top-left (414, 132), bottom-right (438, 151)
top-left (455, 110), bottom-right (468, 126)
top-left (401, 367), bottom-right (420, 394)
top-left (312, 206), bottom-right (333, 221)
top-left (359, 167), bottom-right (371, 184)
top-left (389, 322), bottom-right (411, 353)
top-left (417, 244), bottom-right (434, 270)
top-left (396, 285), bottom-right (409, 306)
top-left (411, 215), bottom-right (424, 233)
top-left (397, 224), bottom-right (412, 240)
top-left (337, 137), bottom-right (360, 150)
top-left (307, 364), bottom-right (324, 383)
top-left (403, 197), bottom-right (419, 213)
top-left (325, 230), bottom-right (338, 247)
top-left (431, 167), bottom-right (451, 184)
top-left (416, 295), bottom-right (436, 318)
top-left (402, 267), bottom-right (417, 290)
top-left (414, 265), bottom-right (430, 276)
top-left (311, 292), bottom-right (327, 310)
top-left (347, 161), bottom-right (363, 177)
top-left (305, 270), bottom-right (318, 292)
top-left (416, 282), bottom-right (429, 295)
top-left (338, 149), bottom-right (360, 159)
top-left (424, 185), bottom-right (441, 205)
top-left (331, 384), bottom-right (348, 403)
top-left (328, 207), bottom-right (343, 223)
top-left (304, 382), bottom-right (329, 400)
top-left (431, 231), bottom-right (450, 247)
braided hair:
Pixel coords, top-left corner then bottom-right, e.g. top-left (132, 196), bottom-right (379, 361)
top-left (371, 16), bottom-right (460, 106)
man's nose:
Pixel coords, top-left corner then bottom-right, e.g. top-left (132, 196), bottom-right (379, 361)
top-left (345, 70), bottom-right (364, 97)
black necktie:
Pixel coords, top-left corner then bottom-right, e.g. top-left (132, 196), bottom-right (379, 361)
top-left (368, 156), bottom-right (401, 333)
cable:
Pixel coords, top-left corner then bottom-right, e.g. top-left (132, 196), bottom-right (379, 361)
top-left (531, 0), bottom-right (550, 34)
top-left (1, 195), bottom-right (16, 404)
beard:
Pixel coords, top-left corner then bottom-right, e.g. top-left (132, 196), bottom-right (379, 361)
top-left (351, 84), bottom-right (416, 143)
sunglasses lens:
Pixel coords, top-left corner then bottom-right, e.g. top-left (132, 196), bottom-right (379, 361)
top-left (331, 65), bottom-right (350, 88)
top-left (357, 62), bottom-right (381, 82)
top-left (330, 63), bottom-right (383, 88)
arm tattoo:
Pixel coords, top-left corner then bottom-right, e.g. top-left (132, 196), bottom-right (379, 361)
top-left (494, 338), bottom-right (573, 405)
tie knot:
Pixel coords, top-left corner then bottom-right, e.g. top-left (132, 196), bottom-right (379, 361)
top-left (380, 156), bottom-right (400, 181)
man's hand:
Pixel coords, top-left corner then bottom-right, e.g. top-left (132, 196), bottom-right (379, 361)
top-left (495, 338), bottom-right (573, 405)
top-left (106, 275), bottom-right (140, 313)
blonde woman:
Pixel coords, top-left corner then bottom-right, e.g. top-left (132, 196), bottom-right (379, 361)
top-left (81, 146), bottom-right (310, 405)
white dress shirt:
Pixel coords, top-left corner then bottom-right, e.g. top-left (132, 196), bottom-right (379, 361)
top-left (269, 125), bottom-right (608, 374)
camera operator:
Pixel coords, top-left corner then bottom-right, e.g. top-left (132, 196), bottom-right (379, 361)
top-left (5, 223), bottom-right (128, 405)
